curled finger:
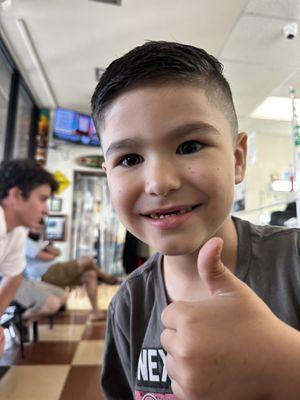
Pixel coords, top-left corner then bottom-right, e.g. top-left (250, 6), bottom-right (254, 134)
top-left (160, 327), bottom-right (176, 355)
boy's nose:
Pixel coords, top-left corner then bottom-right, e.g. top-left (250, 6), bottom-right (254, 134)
top-left (144, 160), bottom-right (181, 196)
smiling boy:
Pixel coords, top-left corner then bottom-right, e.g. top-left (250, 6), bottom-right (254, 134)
top-left (91, 41), bottom-right (300, 399)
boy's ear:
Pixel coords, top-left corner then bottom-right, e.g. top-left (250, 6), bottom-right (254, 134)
top-left (234, 133), bottom-right (247, 184)
top-left (102, 162), bottom-right (107, 174)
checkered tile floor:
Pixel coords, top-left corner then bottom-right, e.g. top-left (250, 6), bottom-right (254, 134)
top-left (0, 285), bottom-right (119, 400)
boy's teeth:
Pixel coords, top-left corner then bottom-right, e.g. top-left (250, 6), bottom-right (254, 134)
top-left (149, 206), bottom-right (193, 219)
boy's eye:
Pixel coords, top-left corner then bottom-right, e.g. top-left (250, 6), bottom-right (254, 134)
top-left (177, 140), bottom-right (203, 155)
top-left (119, 153), bottom-right (143, 167)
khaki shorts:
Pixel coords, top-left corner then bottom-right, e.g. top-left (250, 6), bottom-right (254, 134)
top-left (15, 279), bottom-right (65, 312)
top-left (42, 260), bottom-right (82, 288)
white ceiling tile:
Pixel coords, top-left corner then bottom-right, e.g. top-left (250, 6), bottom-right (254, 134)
top-left (221, 14), bottom-right (300, 67)
top-left (0, 0), bottom-right (249, 111)
top-left (233, 94), bottom-right (264, 117)
top-left (246, 0), bottom-right (300, 21)
top-left (272, 69), bottom-right (300, 97)
top-left (238, 116), bottom-right (292, 137)
top-left (222, 61), bottom-right (294, 97)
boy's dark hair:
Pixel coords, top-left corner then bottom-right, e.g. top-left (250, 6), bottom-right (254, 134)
top-left (0, 158), bottom-right (58, 201)
top-left (91, 40), bottom-right (238, 134)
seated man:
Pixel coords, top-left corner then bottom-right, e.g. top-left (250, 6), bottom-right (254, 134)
top-left (0, 158), bottom-right (58, 354)
top-left (14, 278), bottom-right (67, 323)
top-left (4, 278), bottom-right (67, 343)
top-left (25, 233), bottom-right (117, 321)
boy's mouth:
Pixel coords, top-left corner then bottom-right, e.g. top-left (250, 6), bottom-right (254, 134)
top-left (143, 205), bottom-right (198, 219)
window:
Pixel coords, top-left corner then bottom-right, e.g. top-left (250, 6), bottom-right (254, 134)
top-left (0, 39), bottom-right (38, 160)
top-left (0, 52), bottom-right (12, 161)
top-left (12, 84), bottom-right (35, 158)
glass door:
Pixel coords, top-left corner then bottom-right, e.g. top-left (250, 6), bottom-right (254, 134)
top-left (12, 84), bottom-right (35, 158)
top-left (71, 171), bottom-right (125, 275)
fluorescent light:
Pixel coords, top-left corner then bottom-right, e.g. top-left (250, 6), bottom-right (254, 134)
top-left (251, 96), bottom-right (300, 121)
top-left (271, 180), bottom-right (298, 192)
top-left (0, 0), bottom-right (12, 11)
top-left (16, 18), bottom-right (57, 108)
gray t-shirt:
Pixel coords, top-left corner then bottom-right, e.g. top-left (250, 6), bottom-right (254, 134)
top-left (101, 217), bottom-right (300, 399)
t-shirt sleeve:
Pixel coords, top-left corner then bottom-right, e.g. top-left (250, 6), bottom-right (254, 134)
top-left (0, 228), bottom-right (26, 277)
top-left (101, 302), bottom-right (133, 399)
top-left (25, 238), bottom-right (46, 258)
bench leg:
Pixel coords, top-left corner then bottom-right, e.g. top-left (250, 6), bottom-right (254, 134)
top-left (33, 321), bottom-right (39, 343)
top-left (16, 314), bottom-right (25, 358)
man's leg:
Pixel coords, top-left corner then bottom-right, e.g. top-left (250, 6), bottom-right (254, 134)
top-left (0, 274), bottom-right (23, 316)
top-left (22, 294), bottom-right (66, 322)
top-left (77, 256), bottom-right (118, 284)
top-left (42, 257), bottom-right (115, 320)
top-left (80, 269), bottom-right (105, 321)
top-left (15, 280), bottom-right (67, 323)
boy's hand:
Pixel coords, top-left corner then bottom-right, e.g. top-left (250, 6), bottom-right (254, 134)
top-left (160, 238), bottom-right (298, 400)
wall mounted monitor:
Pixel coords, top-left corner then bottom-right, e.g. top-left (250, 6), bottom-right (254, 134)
top-left (53, 108), bottom-right (100, 146)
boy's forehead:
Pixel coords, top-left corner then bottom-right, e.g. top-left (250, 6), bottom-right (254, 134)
top-left (104, 81), bottom-right (210, 109)
top-left (102, 84), bottom-right (213, 126)
top-left (100, 83), bottom-right (230, 142)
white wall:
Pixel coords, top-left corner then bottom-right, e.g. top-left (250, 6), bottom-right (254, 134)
top-left (242, 132), bottom-right (295, 223)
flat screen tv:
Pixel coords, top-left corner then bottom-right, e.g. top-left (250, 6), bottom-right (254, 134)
top-left (53, 108), bottom-right (100, 146)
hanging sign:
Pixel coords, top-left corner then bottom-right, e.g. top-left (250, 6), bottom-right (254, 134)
top-left (75, 155), bottom-right (104, 169)
top-left (53, 170), bottom-right (71, 194)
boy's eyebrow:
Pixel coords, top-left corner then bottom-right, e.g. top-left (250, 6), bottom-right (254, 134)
top-left (105, 121), bottom-right (220, 157)
top-left (106, 138), bottom-right (144, 158)
top-left (167, 122), bottom-right (220, 137)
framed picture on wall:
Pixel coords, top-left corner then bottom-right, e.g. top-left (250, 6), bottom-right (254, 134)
top-left (50, 197), bottom-right (63, 212)
top-left (44, 214), bottom-right (67, 241)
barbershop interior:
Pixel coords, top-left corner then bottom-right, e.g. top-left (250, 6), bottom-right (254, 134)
top-left (1, 0), bottom-right (300, 399)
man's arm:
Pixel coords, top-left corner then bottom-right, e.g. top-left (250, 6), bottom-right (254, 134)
top-left (35, 242), bottom-right (60, 261)
top-left (0, 273), bottom-right (23, 316)
top-left (36, 249), bottom-right (57, 261)
top-left (44, 243), bottom-right (61, 257)
top-left (0, 327), bottom-right (4, 356)
top-left (0, 274), bottom-right (23, 357)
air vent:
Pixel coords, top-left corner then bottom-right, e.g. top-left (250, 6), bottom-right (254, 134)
top-left (89, 0), bottom-right (121, 5)
top-left (95, 68), bottom-right (105, 81)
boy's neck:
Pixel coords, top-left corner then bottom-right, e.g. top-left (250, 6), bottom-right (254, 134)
top-left (163, 216), bottom-right (238, 302)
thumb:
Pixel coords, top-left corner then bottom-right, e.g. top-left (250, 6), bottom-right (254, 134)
top-left (198, 237), bottom-right (240, 296)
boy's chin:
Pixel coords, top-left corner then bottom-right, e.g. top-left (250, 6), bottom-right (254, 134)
top-left (157, 242), bottom-right (202, 257)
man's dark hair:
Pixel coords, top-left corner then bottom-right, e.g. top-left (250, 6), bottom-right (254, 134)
top-left (91, 40), bottom-right (238, 134)
top-left (0, 158), bottom-right (58, 201)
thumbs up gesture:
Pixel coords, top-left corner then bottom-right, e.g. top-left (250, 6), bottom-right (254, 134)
top-left (161, 238), bottom-right (300, 400)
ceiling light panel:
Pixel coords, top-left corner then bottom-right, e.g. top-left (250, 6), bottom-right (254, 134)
top-left (89, 0), bottom-right (121, 5)
top-left (251, 96), bottom-right (300, 121)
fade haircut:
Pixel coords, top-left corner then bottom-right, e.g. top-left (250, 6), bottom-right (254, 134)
top-left (0, 158), bottom-right (58, 201)
top-left (91, 41), bottom-right (238, 134)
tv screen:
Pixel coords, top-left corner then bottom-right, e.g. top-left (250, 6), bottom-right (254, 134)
top-left (53, 108), bottom-right (100, 146)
